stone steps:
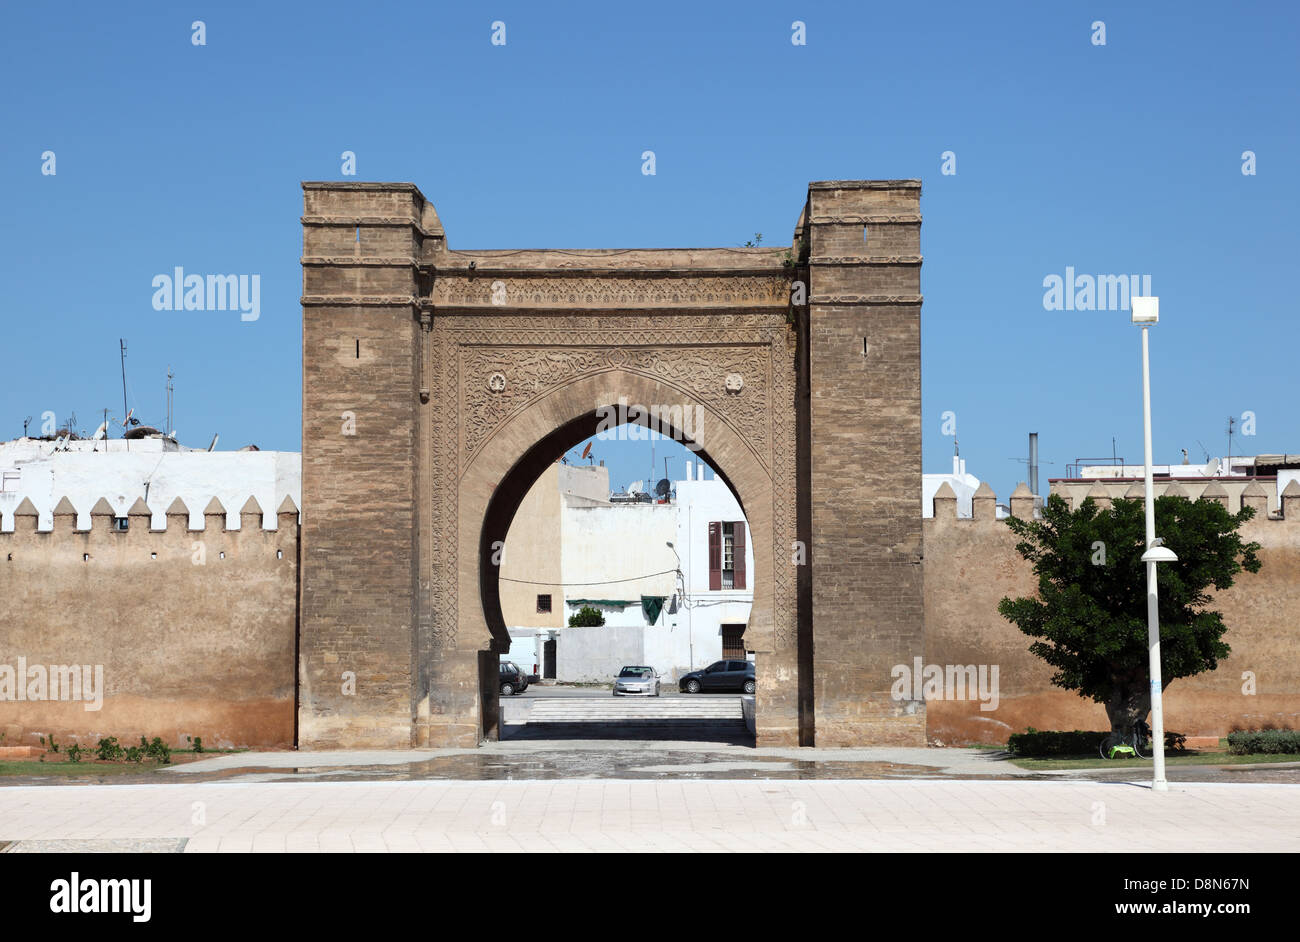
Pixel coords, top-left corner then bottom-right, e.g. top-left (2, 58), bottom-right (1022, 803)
top-left (528, 698), bottom-right (743, 722)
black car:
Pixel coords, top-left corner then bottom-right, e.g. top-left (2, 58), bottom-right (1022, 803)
top-left (499, 660), bottom-right (529, 696)
top-left (679, 659), bottom-right (755, 695)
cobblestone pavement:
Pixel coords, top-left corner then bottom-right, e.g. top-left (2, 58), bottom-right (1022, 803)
top-left (0, 779), bottom-right (1295, 853)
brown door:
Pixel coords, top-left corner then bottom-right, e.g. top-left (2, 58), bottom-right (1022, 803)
top-left (721, 624), bottom-right (746, 659)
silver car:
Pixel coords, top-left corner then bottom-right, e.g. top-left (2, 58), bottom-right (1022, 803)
top-left (613, 665), bottom-right (661, 697)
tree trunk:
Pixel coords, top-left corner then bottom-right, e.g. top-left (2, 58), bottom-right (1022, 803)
top-left (1104, 678), bottom-right (1150, 739)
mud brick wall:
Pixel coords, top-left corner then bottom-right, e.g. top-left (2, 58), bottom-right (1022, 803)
top-left (0, 496), bottom-right (298, 748)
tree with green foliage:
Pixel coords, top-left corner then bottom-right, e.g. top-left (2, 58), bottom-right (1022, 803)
top-left (998, 494), bottom-right (1260, 740)
top-left (568, 605), bottom-right (606, 627)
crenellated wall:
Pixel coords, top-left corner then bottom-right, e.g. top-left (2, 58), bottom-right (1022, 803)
top-left (923, 480), bottom-right (1300, 743)
top-left (0, 494), bottom-right (299, 749)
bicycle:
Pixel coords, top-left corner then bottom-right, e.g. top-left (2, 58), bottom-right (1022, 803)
top-left (1099, 721), bottom-right (1150, 759)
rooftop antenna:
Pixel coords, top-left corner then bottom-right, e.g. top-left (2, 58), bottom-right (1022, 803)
top-left (650, 433), bottom-right (656, 495)
top-left (22, 416), bottom-right (31, 437)
top-left (1226, 416), bottom-right (1235, 471)
top-left (1195, 440), bottom-right (1210, 462)
top-left (119, 339), bottom-right (129, 431)
top-left (165, 367), bottom-right (175, 438)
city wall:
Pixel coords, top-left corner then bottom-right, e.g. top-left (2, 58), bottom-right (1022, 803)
top-left (0, 494), bottom-right (299, 749)
top-left (924, 481), bottom-right (1300, 743)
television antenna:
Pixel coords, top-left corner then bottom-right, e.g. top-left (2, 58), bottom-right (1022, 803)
top-left (165, 367), bottom-right (175, 438)
top-left (119, 339), bottom-right (129, 427)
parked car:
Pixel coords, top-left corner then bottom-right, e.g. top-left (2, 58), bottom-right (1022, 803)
top-left (613, 665), bottom-right (661, 697)
top-left (679, 659), bottom-right (755, 694)
top-left (499, 661), bottom-right (529, 696)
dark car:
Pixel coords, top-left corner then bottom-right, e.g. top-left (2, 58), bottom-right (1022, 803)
top-left (499, 660), bottom-right (529, 696)
top-left (679, 659), bottom-right (755, 695)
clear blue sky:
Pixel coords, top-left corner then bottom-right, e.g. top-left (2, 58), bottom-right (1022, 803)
top-left (3, 1), bottom-right (1296, 501)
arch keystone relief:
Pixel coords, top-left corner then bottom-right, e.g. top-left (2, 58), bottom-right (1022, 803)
top-left (299, 179), bottom-right (924, 750)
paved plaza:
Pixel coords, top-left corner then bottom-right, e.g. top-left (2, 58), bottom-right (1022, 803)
top-left (1, 777), bottom-right (1296, 853)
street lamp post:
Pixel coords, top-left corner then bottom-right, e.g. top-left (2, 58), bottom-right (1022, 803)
top-left (1132, 297), bottom-right (1175, 792)
top-left (666, 540), bottom-right (691, 669)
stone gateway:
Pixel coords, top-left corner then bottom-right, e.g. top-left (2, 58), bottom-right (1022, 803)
top-left (298, 180), bottom-right (925, 748)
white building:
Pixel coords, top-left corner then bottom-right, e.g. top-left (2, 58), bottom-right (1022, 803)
top-left (669, 459), bottom-right (755, 666)
top-left (0, 434), bottom-right (300, 531)
top-left (498, 459), bottom-right (754, 684)
top-left (923, 454), bottom-right (1007, 518)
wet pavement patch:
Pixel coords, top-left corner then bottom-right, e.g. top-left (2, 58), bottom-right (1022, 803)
top-left (158, 749), bottom-right (1038, 783)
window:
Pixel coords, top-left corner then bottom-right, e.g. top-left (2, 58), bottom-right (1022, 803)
top-left (722, 523), bottom-right (735, 588)
top-left (113, 517), bottom-right (129, 532)
top-left (708, 520), bottom-right (746, 591)
top-left (536, 594), bottom-right (552, 613)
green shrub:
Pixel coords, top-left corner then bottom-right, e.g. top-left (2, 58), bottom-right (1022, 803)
top-left (65, 743), bottom-right (83, 763)
top-left (95, 737), bottom-right (125, 761)
top-left (1227, 730), bottom-right (1300, 755)
top-left (1006, 728), bottom-right (1107, 757)
top-left (568, 606), bottom-right (605, 627)
top-left (141, 736), bottom-right (171, 763)
top-left (1008, 727), bottom-right (1190, 757)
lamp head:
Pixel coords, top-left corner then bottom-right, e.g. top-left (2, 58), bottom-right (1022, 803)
top-left (1131, 296), bottom-right (1159, 325)
top-left (1142, 545), bottom-right (1179, 563)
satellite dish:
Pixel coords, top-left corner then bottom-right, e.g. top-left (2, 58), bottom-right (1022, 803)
top-left (628, 480), bottom-right (643, 495)
top-left (1203, 458), bottom-right (1220, 476)
top-left (655, 478), bottom-right (671, 499)
top-left (92, 422), bottom-right (107, 441)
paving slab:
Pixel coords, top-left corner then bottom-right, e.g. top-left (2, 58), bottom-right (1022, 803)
top-left (0, 779), bottom-right (1295, 853)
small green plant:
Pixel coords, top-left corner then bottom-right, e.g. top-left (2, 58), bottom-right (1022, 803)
top-left (65, 743), bottom-right (84, 763)
top-left (96, 736), bottom-right (125, 761)
top-left (124, 745), bottom-right (144, 763)
top-left (141, 736), bottom-right (171, 764)
top-left (39, 734), bottom-right (60, 753)
top-left (742, 233), bottom-right (763, 247)
top-left (568, 606), bottom-right (605, 628)
top-left (187, 735), bottom-right (204, 754)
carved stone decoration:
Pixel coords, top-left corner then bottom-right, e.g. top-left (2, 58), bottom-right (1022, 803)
top-left (431, 274), bottom-right (790, 309)
top-left (427, 312), bottom-right (799, 651)
top-left (487, 372), bottom-right (506, 393)
top-left (725, 373), bottom-right (744, 394)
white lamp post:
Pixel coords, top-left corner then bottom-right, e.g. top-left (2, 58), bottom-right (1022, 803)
top-left (1132, 296), bottom-right (1173, 791)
